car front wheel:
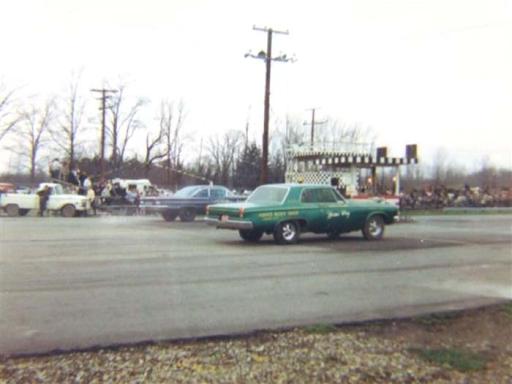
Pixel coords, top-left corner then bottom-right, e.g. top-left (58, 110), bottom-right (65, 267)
top-left (239, 229), bottom-right (263, 242)
top-left (179, 207), bottom-right (196, 222)
top-left (362, 215), bottom-right (385, 240)
top-left (61, 204), bottom-right (76, 218)
top-left (273, 221), bottom-right (300, 245)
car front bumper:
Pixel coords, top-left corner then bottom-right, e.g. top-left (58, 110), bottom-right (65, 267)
top-left (205, 217), bottom-right (254, 230)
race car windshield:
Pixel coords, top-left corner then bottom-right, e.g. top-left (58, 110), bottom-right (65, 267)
top-left (246, 186), bottom-right (288, 204)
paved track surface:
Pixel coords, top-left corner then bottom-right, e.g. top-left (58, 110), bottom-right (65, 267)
top-left (0, 214), bottom-right (511, 356)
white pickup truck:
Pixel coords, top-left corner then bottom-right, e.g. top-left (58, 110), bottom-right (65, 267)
top-left (0, 183), bottom-right (90, 217)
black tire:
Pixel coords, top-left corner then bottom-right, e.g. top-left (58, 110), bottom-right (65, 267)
top-left (61, 204), bottom-right (76, 218)
top-left (18, 209), bottom-right (30, 216)
top-left (239, 229), bottom-right (263, 242)
top-left (162, 210), bottom-right (178, 222)
top-left (273, 221), bottom-right (300, 245)
top-left (327, 230), bottom-right (341, 240)
top-left (179, 207), bottom-right (196, 222)
top-left (362, 215), bottom-right (385, 240)
top-left (5, 204), bottom-right (19, 217)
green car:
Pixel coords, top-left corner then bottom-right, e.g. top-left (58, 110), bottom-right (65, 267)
top-left (205, 183), bottom-right (398, 244)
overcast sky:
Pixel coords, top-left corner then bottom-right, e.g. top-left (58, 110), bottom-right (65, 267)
top-left (1, 0), bottom-right (511, 172)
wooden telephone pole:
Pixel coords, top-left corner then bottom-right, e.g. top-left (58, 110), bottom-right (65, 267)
top-left (90, 88), bottom-right (117, 181)
top-left (246, 26), bottom-right (293, 184)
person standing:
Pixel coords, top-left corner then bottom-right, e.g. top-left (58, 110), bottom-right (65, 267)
top-left (67, 168), bottom-right (81, 192)
top-left (83, 175), bottom-right (92, 191)
top-left (86, 183), bottom-right (97, 216)
top-left (49, 159), bottom-right (61, 180)
top-left (60, 160), bottom-right (70, 181)
top-left (36, 185), bottom-right (51, 217)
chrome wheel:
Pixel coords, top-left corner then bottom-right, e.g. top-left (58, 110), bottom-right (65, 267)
top-left (274, 221), bottom-right (300, 245)
top-left (282, 222), bottom-right (297, 241)
top-left (362, 215), bottom-right (385, 240)
top-left (368, 217), bottom-right (383, 237)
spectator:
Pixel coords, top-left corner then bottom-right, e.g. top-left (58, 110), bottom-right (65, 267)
top-left (60, 160), bottom-right (70, 181)
top-left (83, 176), bottom-right (92, 191)
top-left (68, 168), bottom-right (81, 188)
top-left (100, 181), bottom-right (113, 205)
top-left (36, 185), bottom-right (52, 217)
top-left (49, 158), bottom-right (61, 180)
top-left (86, 184), bottom-right (96, 216)
top-left (78, 171), bottom-right (88, 195)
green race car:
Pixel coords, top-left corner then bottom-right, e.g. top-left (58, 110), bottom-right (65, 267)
top-left (205, 184), bottom-right (398, 244)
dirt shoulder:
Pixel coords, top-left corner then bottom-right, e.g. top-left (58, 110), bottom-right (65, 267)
top-left (2, 303), bottom-right (511, 383)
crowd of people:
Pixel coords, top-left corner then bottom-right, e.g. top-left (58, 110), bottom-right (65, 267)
top-left (399, 184), bottom-right (512, 210)
top-left (48, 158), bottom-right (159, 214)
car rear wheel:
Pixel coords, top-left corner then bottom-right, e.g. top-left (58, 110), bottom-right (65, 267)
top-left (239, 229), bottom-right (263, 242)
top-left (5, 204), bottom-right (19, 217)
top-left (162, 210), bottom-right (178, 222)
top-left (61, 204), bottom-right (76, 218)
top-left (179, 207), bottom-right (196, 222)
top-left (362, 215), bottom-right (385, 240)
top-left (273, 221), bottom-right (300, 245)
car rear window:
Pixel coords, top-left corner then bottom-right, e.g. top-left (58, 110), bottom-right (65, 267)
top-left (247, 186), bottom-right (288, 204)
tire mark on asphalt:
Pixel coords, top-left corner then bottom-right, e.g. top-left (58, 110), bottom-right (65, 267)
top-left (3, 260), bottom-right (511, 293)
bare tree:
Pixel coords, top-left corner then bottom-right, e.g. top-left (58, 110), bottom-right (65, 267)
top-left (14, 99), bottom-right (55, 184)
top-left (208, 130), bottom-right (243, 186)
top-left (0, 83), bottom-right (20, 143)
top-left (159, 100), bottom-right (187, 187)
top-left (316, 118), bottom-right (375, 152)
top-left (143, 123), bottom-right (166, 177)
top-left (48, 73), bottom-right (86, 168)
top-left (108, 84), bottom-right (148, 173)
top-left (432, 148), bottom-right (448, 185)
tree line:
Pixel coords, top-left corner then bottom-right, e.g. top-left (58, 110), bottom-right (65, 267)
top-left (0, 78), bottom-right (289, 190)
top-left (1, 79), bottom-right (510, 192)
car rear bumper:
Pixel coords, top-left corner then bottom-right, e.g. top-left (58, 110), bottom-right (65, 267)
top-left (205, 217), bottom-right (254, 230)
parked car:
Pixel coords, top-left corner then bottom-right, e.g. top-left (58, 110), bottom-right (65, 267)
top-left (140, 185), bottom-right (244, 222)
top-left (0, 183), bottom-right (90, 217)
top-left (205, 183), bottom-right (398, 244)
top-left (111, 178), bottom-right (152, 195)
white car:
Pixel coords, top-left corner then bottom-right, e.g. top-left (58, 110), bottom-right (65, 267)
top-left (0, 183), bottom-right (90, 217)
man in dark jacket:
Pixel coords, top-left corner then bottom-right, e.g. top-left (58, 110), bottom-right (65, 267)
top-left (37, 185), bottom-right (52, 217)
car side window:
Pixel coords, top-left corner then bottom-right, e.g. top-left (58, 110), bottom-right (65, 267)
top-left (333, 189), bottom-right (346, 202)
top-left (301, 189), bottom-right (315, 203)
top-left (316, 188), bottom-right (337, 203)
top-left (194, 188), bottom-right (209, 198)
top-left (301, 188), bottom-right (338, 203)
top-left (211, 188), bottom-right (226, 199)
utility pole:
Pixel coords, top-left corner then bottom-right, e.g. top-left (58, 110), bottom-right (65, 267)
top-left (246, 26), bottom-right (294, 184)
top-left (305, 108), bottom-right (326, 149)
top-left (90, 88), bottom-right (117, 181)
